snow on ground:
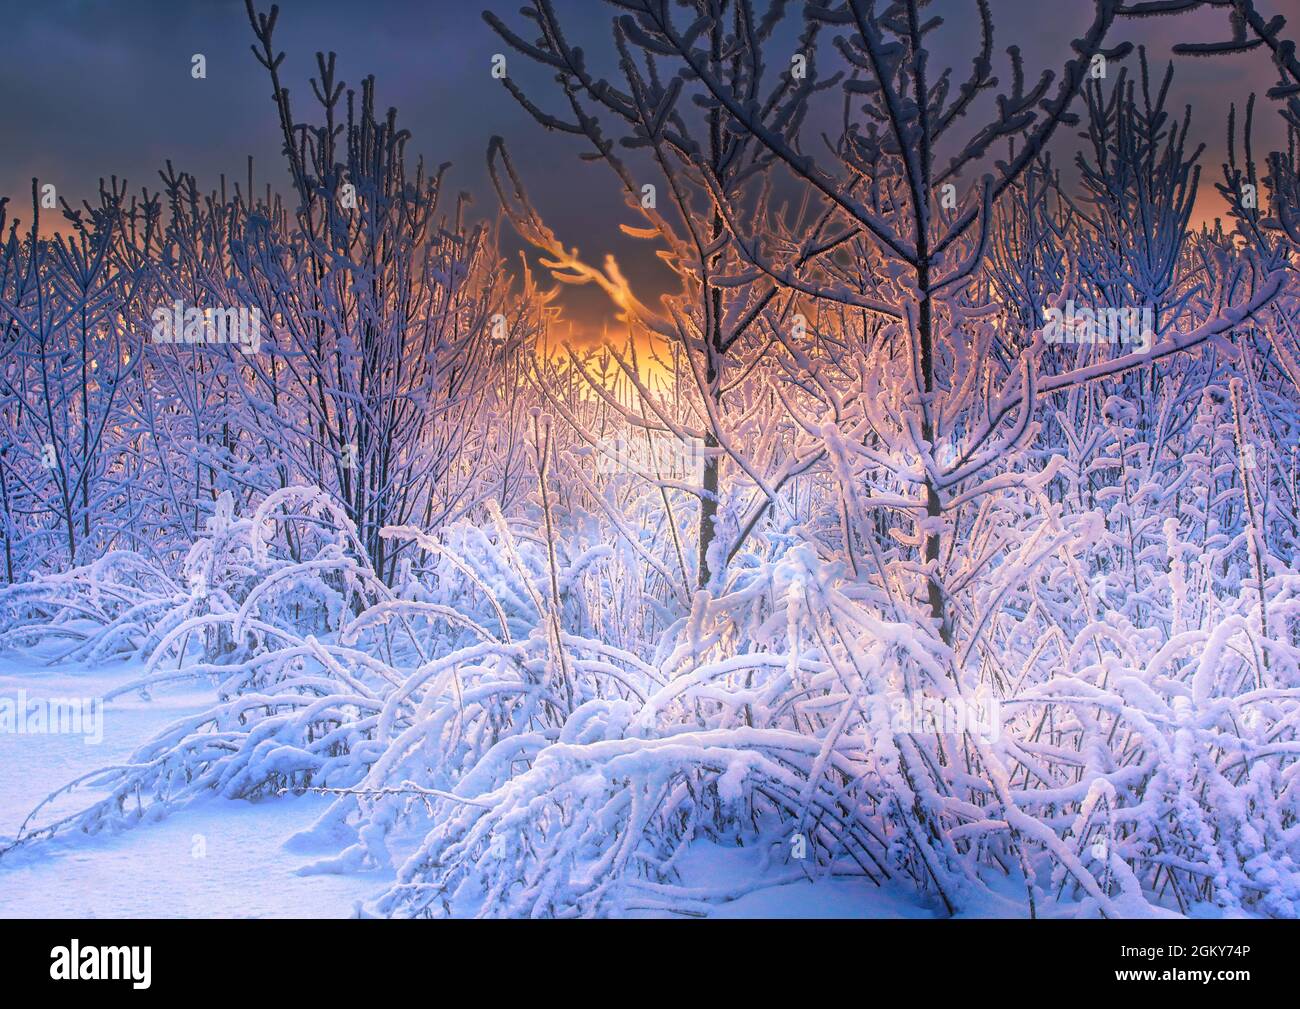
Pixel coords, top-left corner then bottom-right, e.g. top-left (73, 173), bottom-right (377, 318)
top-left (647, 841), bottom-right (946, 919)
top-left (0, 653), bottom-right (382, 918)
top-left (0, 652), bottom-right (933, 918)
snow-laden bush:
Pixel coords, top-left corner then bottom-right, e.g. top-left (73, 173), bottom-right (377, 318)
top-left (0, 551), bottom-right (182, 664)
top-left (363, 538), bottom-right (1300, 919)
top-left (0, 487), bottom-right (621, 853)
top-left (0, 486), bottom-right (368, 667)
top-left (6, 486), bottom-right (1297, 919)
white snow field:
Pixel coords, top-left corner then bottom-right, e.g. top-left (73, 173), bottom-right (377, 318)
top-left (0, 655), bottom-right (380, 918)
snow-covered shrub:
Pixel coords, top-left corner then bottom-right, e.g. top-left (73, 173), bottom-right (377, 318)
top-left (0, 488), bottom-right (623, 851)
top-left (6, 419), bottom-right (1300, 919)
top-left (0, 551), bottom-right (181, 664)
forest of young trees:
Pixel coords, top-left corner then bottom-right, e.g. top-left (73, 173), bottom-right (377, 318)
top-left (2, 0), bottom-right (1300, 918)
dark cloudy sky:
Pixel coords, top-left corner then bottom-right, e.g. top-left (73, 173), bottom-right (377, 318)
top-left (0, 0), bottom-right (1290, 341)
